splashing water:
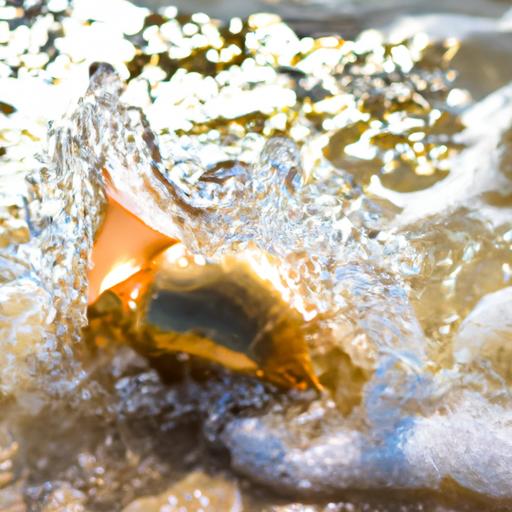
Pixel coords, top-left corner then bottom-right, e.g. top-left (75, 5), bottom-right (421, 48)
top-left (1, 1), bottom-right (512, 510)
top-left (74, 62), bottom-right (512, 501)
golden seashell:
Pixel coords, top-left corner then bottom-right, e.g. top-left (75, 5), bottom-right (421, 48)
top-left (86, 196), bottom-right (320, 390)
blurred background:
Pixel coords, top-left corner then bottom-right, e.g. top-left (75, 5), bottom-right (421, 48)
top-left (132, 0), bottom-right (510, 23)
top-left (131, 0), bottom-right (512, 102)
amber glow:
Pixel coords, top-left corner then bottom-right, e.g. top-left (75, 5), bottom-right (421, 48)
top-left (153, 331), bottom-right (259, 374)
top-left (88, 195), bottom-right (174, 304)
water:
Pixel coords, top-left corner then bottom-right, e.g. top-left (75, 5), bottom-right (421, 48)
top-left (0, 0), bottom-right (511, 510)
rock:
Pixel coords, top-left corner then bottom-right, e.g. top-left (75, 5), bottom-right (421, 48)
top-left (122, 471), bottom-right (243, 512)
